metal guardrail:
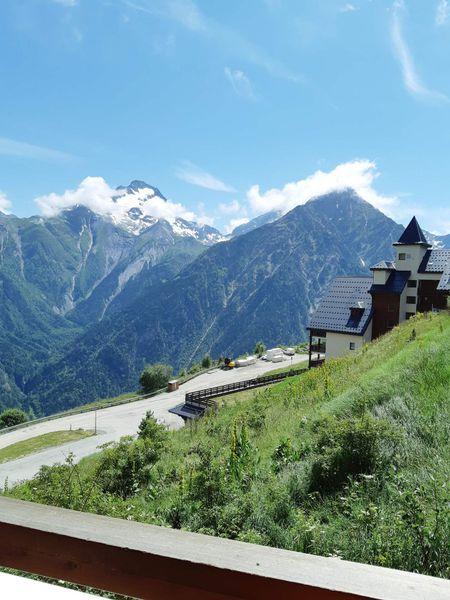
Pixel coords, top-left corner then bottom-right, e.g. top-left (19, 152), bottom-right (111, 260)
top-left (185, 368), bottom-right (306, 407)
top-left (0, 366), bottom-right (221, 437)
top-left (0, 387), bottom-right (167, 436)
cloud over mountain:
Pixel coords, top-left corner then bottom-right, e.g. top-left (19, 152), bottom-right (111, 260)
top-left (245, 160), bottom-right (398, 219)
top-left (35, 176), bottom-right (200, 224)
top-left (0, 191), bottom-right (11, 213)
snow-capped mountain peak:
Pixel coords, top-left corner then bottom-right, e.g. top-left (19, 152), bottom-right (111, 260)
top-left (109, 181), bottom-right (224, 244)
top-left (115, 180), bottom-right (167, 200)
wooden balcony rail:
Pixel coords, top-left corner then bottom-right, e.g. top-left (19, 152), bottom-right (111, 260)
top-left (310, 358), bottom-right (325, 368)
top-left (309, 344), bottom-right (326, 354)
top-left (1, 497), bottom-right (449, 600)
top-left (184, 368), bottom-right (305, 405)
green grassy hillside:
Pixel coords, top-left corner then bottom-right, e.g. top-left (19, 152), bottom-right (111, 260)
top-left (6, 312), bottom-right (450, 578)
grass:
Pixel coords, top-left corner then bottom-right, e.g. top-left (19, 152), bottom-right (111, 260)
top-left (0, 429), bottom-right (95, 464)
top-left (6, 312), bottom-right (450, 578)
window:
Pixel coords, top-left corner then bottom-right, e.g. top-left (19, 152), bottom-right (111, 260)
top-left (407, 280), bottom-right (417, 288)
top-left (406, 296), bottom-right (416, 304)
top-left (398, 253), bottom-right (406, 260)
top-left (349, 342), bottom-right (355, 350)
top-left (406, 312), bottom-right (415, 320)
top-left (387, 304), bottom-right (396, 312)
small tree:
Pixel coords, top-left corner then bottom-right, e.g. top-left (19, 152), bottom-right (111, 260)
top-left (138, 410), bottom-right (167, 449)
top-left (139, 363), bottom-right (173, 394)
top-left (0, 408), bottom-right (28, 429)
top-left (253, 341), bottom-right (266, 357)
top-left (201, 354), bottom-right (212, 369)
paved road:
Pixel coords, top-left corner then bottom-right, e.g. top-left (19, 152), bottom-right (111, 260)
top-left (0, 355), bottom-right (307, 487)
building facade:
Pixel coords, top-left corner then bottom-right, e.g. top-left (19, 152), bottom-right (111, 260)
top-left (307, 217), bottom-right (449, 367)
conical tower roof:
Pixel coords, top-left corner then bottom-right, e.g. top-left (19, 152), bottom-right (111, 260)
top-left (394, 216), bottom-right (430, 246)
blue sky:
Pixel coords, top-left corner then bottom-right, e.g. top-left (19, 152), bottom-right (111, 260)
top-left (1, 0), bottom-right (450, 233)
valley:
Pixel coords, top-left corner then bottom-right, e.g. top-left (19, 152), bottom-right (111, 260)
top-left (1, 184), bottom-right (449, 416)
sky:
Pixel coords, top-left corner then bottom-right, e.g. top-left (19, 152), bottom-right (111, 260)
top-left (1, 0), bottom-right (450, 234)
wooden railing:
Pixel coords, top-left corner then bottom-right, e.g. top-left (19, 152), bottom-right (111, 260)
top-left (309, 357), bottom-right (325, 368)
top-left (309, 343), bottom-right (326, 354)
top-left (185, 368), bottom-right (305, 406)
top-left (0, 497), bottom-right (449, 599)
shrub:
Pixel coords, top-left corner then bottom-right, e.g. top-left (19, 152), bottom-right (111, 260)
top-left (308, 414), bottom-right (398, 494)
top-left (201, 355), bottom-right (212, 369)
top-left (253, 341), bottom-right (266, 357)
top-left (138, 410), bottom-right (167, 448)
top-left (95, 434), bottom-right (165, 499)
top-left (0, 408), bottom-right (28, 429)
top-left (188, 362), bottom-right (201, 375)
top-left (139, 363), bottom-right (173, 394)
top-left (271, 438), bottom-right (299, 473)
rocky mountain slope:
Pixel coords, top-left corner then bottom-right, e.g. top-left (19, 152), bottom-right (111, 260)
top-left (27, 190), bottom-right (415, 414)
top-left (3, 184), bottom-right (449, 415)
top-left (0, 181), bottom-right (219, 410)
top-left (230, 210), bottom-right (283, 237)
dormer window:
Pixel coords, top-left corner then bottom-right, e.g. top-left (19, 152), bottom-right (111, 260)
top-left (398, 253), bottom-right (406, 260)
top-left (346, 303), bottom-right (365, 328)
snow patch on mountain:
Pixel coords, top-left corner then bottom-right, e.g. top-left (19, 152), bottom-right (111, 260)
top-left (109, 182), bottom-right (226, 244)
top-left (36, 178), bottom-right (225, 245)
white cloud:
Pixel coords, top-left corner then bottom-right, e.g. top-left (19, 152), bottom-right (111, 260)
top-left (52, 0), bottom-right (78, 6)
top-left (340, 3), bottom-right (358, 12)
top-left (0, 192), bottom-right (11, 214)
top-left (224, 68), bottom-right (257, 101)
top-left (391, 1), bottom-right (449, 103)
top-left (124, 0), bottom-right (300, 82)
top-left (0, 137), bottom-right (74, 162)
top-left (246, 160), bottom-right (399, 218)
top-left (35, 176), bottom-right (200, 224)
top-left (219, 200), bottom-right (241, 214)
top-left (175, 161), bottom-right (236, 192)
top-left (436, 0), bottom-right (450, 25)
top-left (225, 217), bottom-right (249, 234)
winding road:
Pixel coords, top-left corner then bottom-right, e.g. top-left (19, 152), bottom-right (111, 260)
top-left (0, 355), bottom-right (307, 487)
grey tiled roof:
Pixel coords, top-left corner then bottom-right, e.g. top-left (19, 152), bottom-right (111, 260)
top-left (370, 260), bottom-right (396, 270)
top-left (418, 249), bottom-right (450, 273)
top-left (369, 270), bottom-right (410, 295)
top-left (437, 261), bottom-right (450, 291)
top-left (308, 277), bottom-right (373, 336)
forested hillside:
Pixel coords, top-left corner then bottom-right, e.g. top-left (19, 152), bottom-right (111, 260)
top-left (2, 186), bottom-right (449, 415)
top-left (8, 312), bottom-right (449, 579)
top-left (0, 182), bottom-right (211, 411)
top-left (26, 191), bottom-right (407, 413)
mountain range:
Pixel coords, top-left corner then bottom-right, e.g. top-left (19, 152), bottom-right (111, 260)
top-left (0, 182), bottom-right (448, 415)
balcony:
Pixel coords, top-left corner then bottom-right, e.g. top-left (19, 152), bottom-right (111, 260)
top-left (308, 332), bottom-right (326, 368)
top-left (309, 343), bottom-right (326, 354)
top-left (309, 357), bottom-right (325, 368)
top-left (1, 497), bottom-right (449, 599)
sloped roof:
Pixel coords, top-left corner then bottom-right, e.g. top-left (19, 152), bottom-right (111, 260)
top-left (370, 260), bottom-right (396, 270)
top-left (437, 261), bottom-right (450, 291)
top-left (418, 248), bottom-right (450, 273)
top-left (308, 277), bottom-right (373, 336)
top-left (369, 270), bottom-right (410, 295)
top-left (394, 216), bottom-right (430, 246)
